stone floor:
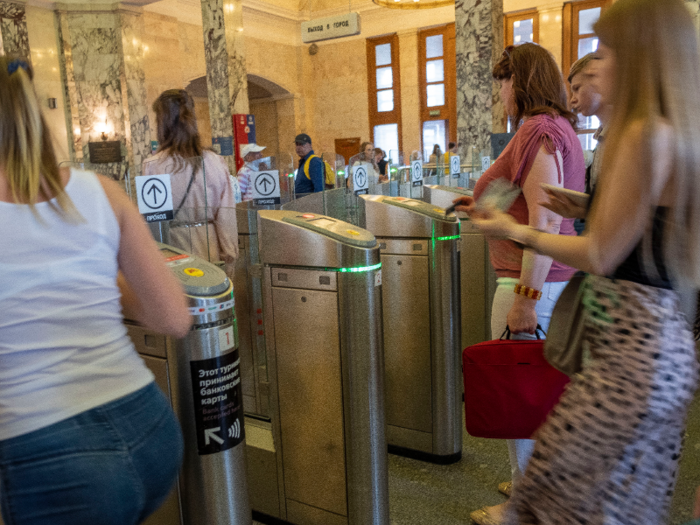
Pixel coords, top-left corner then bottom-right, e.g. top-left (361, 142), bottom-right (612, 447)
top-left (256, 389), bottom-right (700, 525)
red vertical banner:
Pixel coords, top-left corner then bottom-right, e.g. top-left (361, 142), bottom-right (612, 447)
top-left (232, 114), bottom-right (256, 172)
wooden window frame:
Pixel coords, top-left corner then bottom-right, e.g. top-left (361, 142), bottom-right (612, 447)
top-left (367, 34), bottom-right (403, 153)
top-left (562, 0), bottom-right (612, 82)
top-left (504, 9), bottom-right (540, 47)
top-left (418, 23), bottom-right (456, 158)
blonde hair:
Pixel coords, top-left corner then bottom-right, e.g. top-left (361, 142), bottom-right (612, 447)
top-left (567, 52), bottom-right (597, 84)
top-left (0, 56), bottom-right (69, 214)
top-left (595, 0), bottom-right (700, 285)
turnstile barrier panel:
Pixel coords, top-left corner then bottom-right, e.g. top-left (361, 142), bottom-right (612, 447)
top-left (272, 285), bottom-right (348, 518)
top-left (282, 214), bottom-right (375, 248)
top-left (381, 253), bottom-right (432, 434)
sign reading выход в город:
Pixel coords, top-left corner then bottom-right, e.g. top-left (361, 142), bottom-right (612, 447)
top-left (302, 12), bottom-right (360, 43)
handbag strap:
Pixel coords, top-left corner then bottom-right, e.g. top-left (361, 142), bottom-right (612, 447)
top-left (500, 324), bottom-right (546, 340)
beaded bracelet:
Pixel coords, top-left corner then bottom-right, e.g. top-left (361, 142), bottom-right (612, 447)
top-left (514, 284), bottom-right (542, 301)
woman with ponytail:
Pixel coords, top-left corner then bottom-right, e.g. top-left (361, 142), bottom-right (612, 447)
top-left (0, 57), bottom-right (191, 523)
top-left (145, 89), bottom-right (238, 266)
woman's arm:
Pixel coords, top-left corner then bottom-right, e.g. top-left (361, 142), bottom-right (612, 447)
top-left (477, 121), bottom-right (673, 276)
top-left (507, 145), bottom-right (565, 334)
top-left (100, 177), bottom-right (192, 338)
top-left (213, 156), bottom-right (239, 263)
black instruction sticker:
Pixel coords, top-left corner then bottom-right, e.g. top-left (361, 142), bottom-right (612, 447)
top-left (189, 348), bottom-right (244, 455)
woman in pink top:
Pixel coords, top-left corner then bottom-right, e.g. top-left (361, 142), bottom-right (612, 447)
top-left (455, 43), bottom-right (585, 525)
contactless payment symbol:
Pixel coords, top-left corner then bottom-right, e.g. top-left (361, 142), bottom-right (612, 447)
top-left (411, 160), bottom-right (423, 187)
top-left (352, 163), bottom-right (369, 195)
top-left (134, 174), bottom-right (174, 223)
top-left (252, 170), bottom-right (281, 205)
top-left (450, 155), bottom-right (461, 178)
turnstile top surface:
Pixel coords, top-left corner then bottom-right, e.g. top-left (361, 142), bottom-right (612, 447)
top-left (257, 210), bottom-right (379, 269)
top-left (282, 213), bottom-right (376, 248)
top-left (382, 197), bottom-right (458, 222)
top-left (157, 243), bottom-right (230, 296)
top-left (424, 184), bottom-right (473, 197)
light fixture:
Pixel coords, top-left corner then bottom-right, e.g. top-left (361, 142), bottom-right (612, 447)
top-left (374, 0), bottom-right (452, 9)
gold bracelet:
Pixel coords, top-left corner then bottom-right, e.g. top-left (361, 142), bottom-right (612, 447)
top-left (514, 284), bottom-right (543, 301)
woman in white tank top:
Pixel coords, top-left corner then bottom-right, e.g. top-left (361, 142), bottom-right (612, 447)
top-left (0, 57), bottom-right (191, 525)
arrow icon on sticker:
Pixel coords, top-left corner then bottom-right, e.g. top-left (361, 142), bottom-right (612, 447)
top-left (204, 427), bottom-right (224, 446)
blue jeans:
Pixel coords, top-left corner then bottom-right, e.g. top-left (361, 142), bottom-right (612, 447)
top-left (0, 382), bottom-right (183, 525)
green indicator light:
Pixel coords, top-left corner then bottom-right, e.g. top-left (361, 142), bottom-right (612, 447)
top-left (288, 173), bottom-right (294, 178)
top-left (338, 170), bottom-right (345, 176)
top-left (335, 262), bottom-right (382, 273)
top-left (390, 168), bottom-right (397, 173)
top-left (435, 235), bottom-right (460, 241)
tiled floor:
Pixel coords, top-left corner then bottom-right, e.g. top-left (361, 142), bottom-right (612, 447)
top-left (255, 390), bottom-right (700, 524)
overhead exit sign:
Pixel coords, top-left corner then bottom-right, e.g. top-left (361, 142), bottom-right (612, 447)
top-left (302, 12), bottom-right (361, 43)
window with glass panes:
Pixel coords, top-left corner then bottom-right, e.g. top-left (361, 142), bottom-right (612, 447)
top-left (563, 0), bottom-right (612, 150)
top-left (366, 34), bottom-right (402, 158)
top-left (418, 24), bottom-right (456, 162)
top-left (505, 10), bottom-right (539, 46)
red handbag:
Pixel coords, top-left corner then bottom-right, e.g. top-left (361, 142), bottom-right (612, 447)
top-left (463, 326), bottom-right (570, 439)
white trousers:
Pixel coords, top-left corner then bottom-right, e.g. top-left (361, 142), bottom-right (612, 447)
top-left (490, 277), bottom-right (567, 484)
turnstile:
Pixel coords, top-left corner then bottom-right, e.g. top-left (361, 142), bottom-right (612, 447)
top-left (128, 244), bottom-right (251, 525)
top-left (423, 185), bottom-right (497, 347)
top-left (248, 210), bottom-right (388, 525)
top-left (359, 195), bottom-right (462, 464)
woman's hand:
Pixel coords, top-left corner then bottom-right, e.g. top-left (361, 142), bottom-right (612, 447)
top-left (540, 188), bottom-right (587, 219)
top-left (507, 295), bottom-right (539, 334)
top-left (452, 195), bottom-right (476, 214)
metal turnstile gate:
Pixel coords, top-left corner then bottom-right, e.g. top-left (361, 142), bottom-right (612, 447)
top-left (128, 244), bottom-right (251, 525)
top-left (423, 185), bottom-right (497, 347)
top-left (247, 210), bottom-right (388, 525)
top-left (360, 195), bottom-right (462, 464)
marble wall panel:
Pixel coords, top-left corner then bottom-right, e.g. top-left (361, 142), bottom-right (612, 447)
top-left (0, 2), bottom-right (30, 61)
top-left (250, 99), bottom-right (279, 161)
top-left (455, 0), bottom-right (505, 158)
top-left (399, 30), bottom-right (420, 158)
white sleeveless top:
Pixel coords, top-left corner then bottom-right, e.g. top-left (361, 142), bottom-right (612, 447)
top-left (0, 169), bottom-right (154, 440)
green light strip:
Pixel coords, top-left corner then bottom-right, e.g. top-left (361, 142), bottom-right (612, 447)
top-left (335, 262), bottom-right (382, 273)
top-left (435, 235), bottom-right (461, 241)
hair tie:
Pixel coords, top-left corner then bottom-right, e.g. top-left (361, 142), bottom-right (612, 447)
top-left (7, 59), bottom-right (29, 76)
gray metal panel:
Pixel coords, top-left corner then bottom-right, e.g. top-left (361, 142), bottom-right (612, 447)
top-left (428, 234), bottom-right (463, 457)
top-left (271, 267), bottom-right (338, 291)
top-left (127, 324), bottom-right (167, 359)
top-left (234, 236), bottom-right (258, 413)
top-left (360, 195), bottom-right (458, 239)
top-left (377, 239), bottom-right (428, 256)
top-left (460, 231), bottom-right (489, 347)
top-left (272, 287), bottom-right (348, 517)
top-left (140, 354), bottom-right (171, 397)
top-left (381, 253), bottom-right (432, 434)
top-left (245, 419), bottom-right (280, 518)
top-left (337, 268), bottom-right (388, 525)
top-left (286, 500), bottom-right (348, 525)
top-left (386, 425), bottom-right (432, 454)
top-left (141, 487), bottom-right (181, 525)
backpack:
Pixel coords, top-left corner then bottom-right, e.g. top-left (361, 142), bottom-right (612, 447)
top-left (304, 154), bottom-right (336, 189)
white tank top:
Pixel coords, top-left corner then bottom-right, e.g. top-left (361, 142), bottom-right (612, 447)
top-left (0, 169), bottom-right (154, 440)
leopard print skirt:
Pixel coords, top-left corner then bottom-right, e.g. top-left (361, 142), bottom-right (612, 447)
top-left (505, 275), bottom-right (699, 525)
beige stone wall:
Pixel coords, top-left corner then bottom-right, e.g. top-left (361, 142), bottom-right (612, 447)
top-left (25, 5), bottom-right (69, 163)
top-left (398, 29), bottom-right (420, 158)
top-left (250, 99), bottom-right (280, 161)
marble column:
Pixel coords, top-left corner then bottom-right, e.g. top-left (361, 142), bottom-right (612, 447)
top-left (55, 3), bottom-right (150, 178)
top-left (200, 0), bottom-right (250, 171)
top-left (455, 0), bottom-right (505, 160)
top-left (0, 1), bottom-right (30, 61)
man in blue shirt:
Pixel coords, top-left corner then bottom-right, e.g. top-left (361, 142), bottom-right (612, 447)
top-left (294, 133), bottom-right (325, 195)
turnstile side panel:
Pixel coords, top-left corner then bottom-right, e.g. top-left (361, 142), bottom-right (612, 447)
top-left (386, 425), bottom-right (432, 453)
top-left (272, 287), bottom-right (348, 517)
top-left (460, 233), bottom-right (489, 347)
top-left (246, 443), bottom-right (281, 517)
top-left (286, 500), bottom-right (348, 525)
top-left (139, 354), bottom-right (171, 399)
top-left (127, 324), bottom-right (167, 359)
top-left (234, 238), bottom-right (258, 411)
top-left (380, 254), bottom-right (433, 434)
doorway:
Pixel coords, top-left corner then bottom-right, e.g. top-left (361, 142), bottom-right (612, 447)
top-left (334, 138), bottom-right (361, 165)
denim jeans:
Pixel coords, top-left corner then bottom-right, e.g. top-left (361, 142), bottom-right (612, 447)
top-left (0, 382), bottom-right (183, 525)
top-left (491, 277), bottom-right (567, 486)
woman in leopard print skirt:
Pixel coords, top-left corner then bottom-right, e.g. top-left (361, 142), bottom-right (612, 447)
top-left (464, 0), bottom-right (700, 522)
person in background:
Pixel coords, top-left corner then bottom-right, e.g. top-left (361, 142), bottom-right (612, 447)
top-left (428, 143), bottom-right (442, 164)
top-left (453, 42), bottom-right (585, 525)
top-left (0, 56), bottom-right (191, 524)
top-left (145, 89), bottom-right (238, 267)
top-left (349, 141), bottom-right (382, 189)
top-left (374, 147), bottom-right (388, 178)
top-left (236, 143), bottom-right (266, 202)
top-left (294, 133), bottom-right (324, 194)
top-left (471, 0), bottom-right (700, 522)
